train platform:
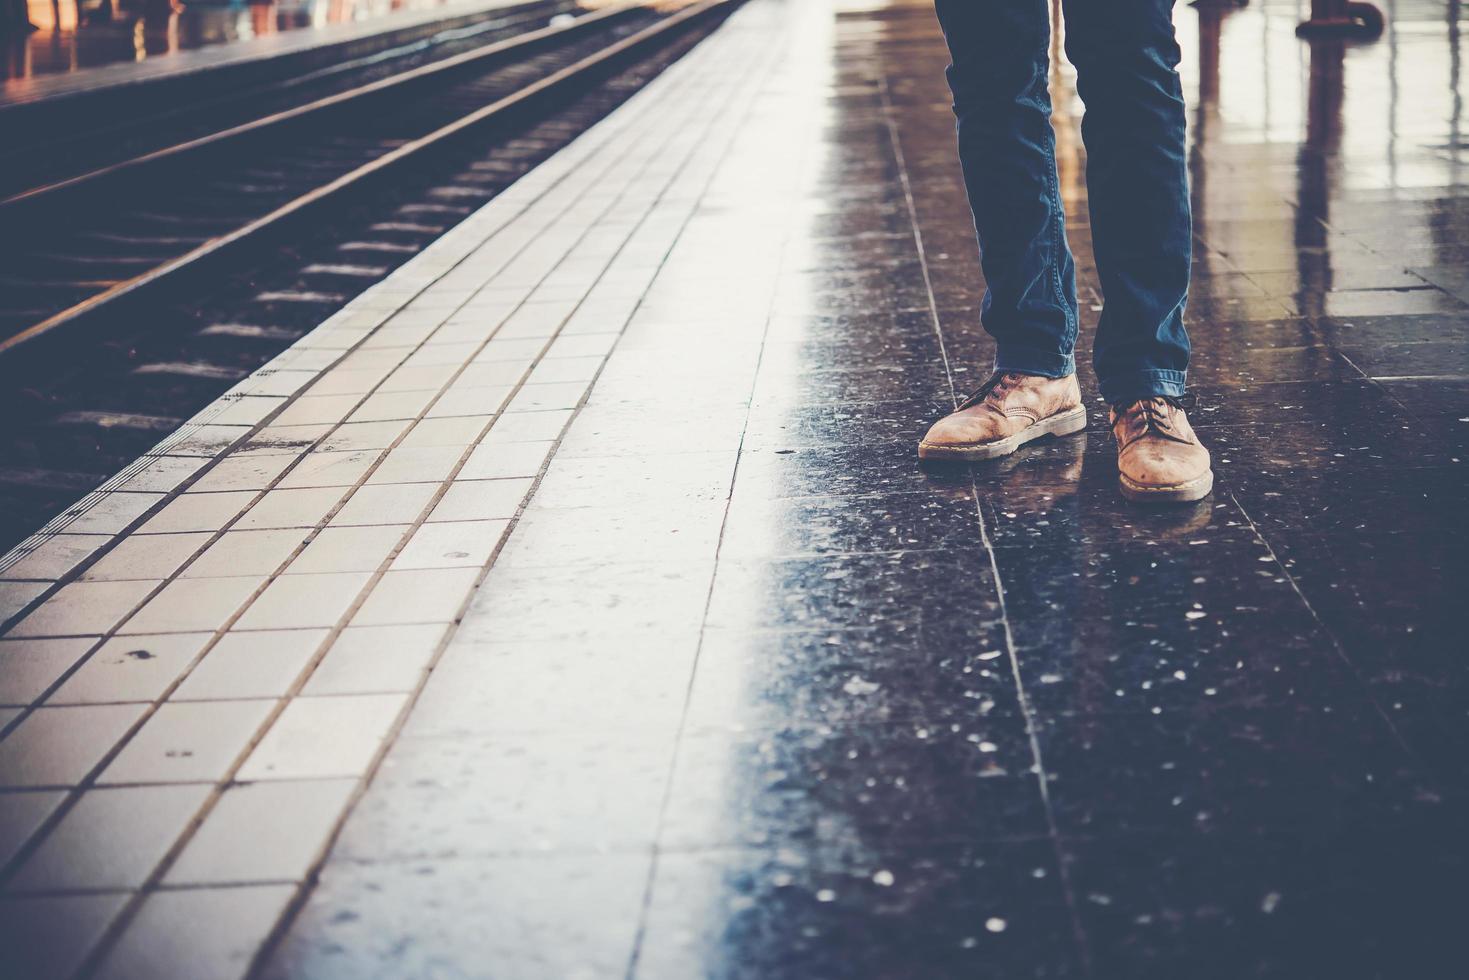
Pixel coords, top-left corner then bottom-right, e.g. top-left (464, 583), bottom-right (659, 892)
top-left (1, 0), bottom-right (1466, 976)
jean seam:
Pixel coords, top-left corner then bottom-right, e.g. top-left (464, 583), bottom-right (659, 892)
top-left (1040, 76), bottom-right (1076, 358)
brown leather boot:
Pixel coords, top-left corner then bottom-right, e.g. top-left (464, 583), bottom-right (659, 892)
top-left (918, 372), bottom-right (1085, 461)
top-left (1110, 396), bottom-right (1213, 503)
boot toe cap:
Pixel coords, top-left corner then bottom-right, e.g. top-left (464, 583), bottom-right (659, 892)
top-left (1121, 445), bottom-right (1211, 489)
top-left (921, 414), bottom-right (999, 449)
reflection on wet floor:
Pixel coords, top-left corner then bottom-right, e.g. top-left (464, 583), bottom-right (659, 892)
top-left (1, 0), bottom-right (1467, 975)
top-left (6, 0), bottom-right (475, 79)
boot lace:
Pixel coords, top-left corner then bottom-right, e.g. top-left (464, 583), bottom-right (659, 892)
top-left (1115, 394), bottom-right (1196, 444)
top-left (957, 372), bottom-right (1023, 411)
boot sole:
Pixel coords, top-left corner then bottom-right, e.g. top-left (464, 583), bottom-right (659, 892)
top-left (1118, 469), bottom-right (1214, 504)
top-left (917, 406), bottom-right (1088, 461)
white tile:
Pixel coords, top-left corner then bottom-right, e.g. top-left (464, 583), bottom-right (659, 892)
top-left (234, 487), bottom-right (345, 530)
top-left (0, 581), bottom-right (51, 628)
top-left (9, 579), bottom-right (157, 638)
top-left (165, 780), bottom-right (356, 884)
top-left (8, 784), bottom-right (211, 891)
top-left (0, 791), bottom-right (64, 868)
top-left (365, 445), bottom-right (463, 486)
top-left (337, 344), bottom-right (410, 369)
top-left (0, 638), bottom-right (95, 705)
top-left (461, 561), bottom-right (711, 641)
top-left (288, 525), bottom-right (406, 574)
top-left (546, 332), bottom-right (618, 358)
top-left (273, 394), bottom-right (361, 427)
top-left (114, 456), bottom-right (207, 493)
top-left (347, 389), bottom-right (436, 423)
top-left (63, 492), bottom-right (165, 534)
top-left (500, 500), bottom-right (724, 569)
top-left (303, 624), bottom-right (447, 695)
top-left (458, 440), bottom-right (553, 480)
top-left (275, 450), bottom-right (379, 489)
top-left (531, 450), bottom-right (733, 510)
top-left (455, 360), bottom-right (530, 387)
top-left (173, 630), bottom-right (328, 701)
top-left (307, 366), bottom-right (392, 396)
top-left (483, 409), bottom-right (573, 443)
top-left (99, 700), bottom-right (275, 784)
top-left (352, 568), bottom-right (479, 626)
top-left (428, 479), bottom-right (533, 522)
top-left (526, 356), bottom-right (603, 384)
top-left (404, 341), bottom-right (478, 367)
top-left (0, 704), bottom-right (146, 787)
top-left (378, 362), bottom-right (460, 393)
top-left (496, 300), bottom-right (576, 338)
top-left (236, 427), bottom-right (326, 462)
top-left (244, 369), bottom-right (319, 398)
top-left (505, 381), bottom-right (590, 413)
top-left (120, 576), bottom-right (263, 635)
top-left (472, 337), bottom-right (548, 364)
top-left (399, 415), bottom-right (493, 448)
top-left (81, 532), bottom-right (211, 581)
top-left (206, 395), bottom-right (287, 426)
top-left (234, 572), bottom-right (372, 630)
top-left (330, 483), bottom-right (438, 527)
top-left (0, 535), bottom-right (108, 582)
top-left (94, 884), bottom-right (296, 980)
top-left (421, 636), bottom-right (691, 738)
top-left (238, 694), bottom-right (406, 780)
top-left (426, 384), bottom-right (514, 419)
top-left (182, 528), bottom-right (308, 578)
top-left (139, 492), bottom-right (255, 534)
top-left (392, 521), bottom-right (508, 570)
top-left (319, 419), bottom-right (411, 452)
top-left (562, 296), bottom-right (639, 336)
top-left (368, 327), bottom-right (434, 350)
top-left (49, 634), bottom-right (212, 705)
top-left (188, 454), bottom-right (296, 493)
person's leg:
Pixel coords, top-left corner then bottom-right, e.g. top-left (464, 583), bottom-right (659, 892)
top-left (1060, 0), bottom-right (1192, 404)
top-left (932, 0), bottom-right (1078, 379)
top-left (1061, 0), bottom-right (1211, 503)
top-left (919, 1), bottom-right (1086, 462)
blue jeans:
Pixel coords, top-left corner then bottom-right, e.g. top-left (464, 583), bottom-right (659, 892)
top-left (933, 0), bottom-right (1192, 404)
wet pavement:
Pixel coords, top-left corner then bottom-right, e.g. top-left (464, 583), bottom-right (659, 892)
top-left (2, 0), bottom-right (1469, 976)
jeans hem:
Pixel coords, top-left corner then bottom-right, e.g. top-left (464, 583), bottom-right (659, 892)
top-left (994, 347), bottom-right (1076, 380)
top-left (1098, 370), bottom-right (1187, 405)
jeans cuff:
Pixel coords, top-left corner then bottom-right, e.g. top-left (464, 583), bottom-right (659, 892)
top-left (994, 345), bottom-right (1075, 380)
top-left (1098, 369), bottom-right (1187, 405)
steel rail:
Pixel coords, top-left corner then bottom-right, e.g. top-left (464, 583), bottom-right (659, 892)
top-left (0, 3), bottom-right (636, 214)
top-left (0, 0), bottom-right (569, 188)
top-left (0, 0), bottom-right (735, 362)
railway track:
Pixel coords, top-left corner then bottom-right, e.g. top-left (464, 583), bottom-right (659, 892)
top-left (0, 0), bottom-right (585, 198)
top-left (0, 0), bottom-right (739, 553)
